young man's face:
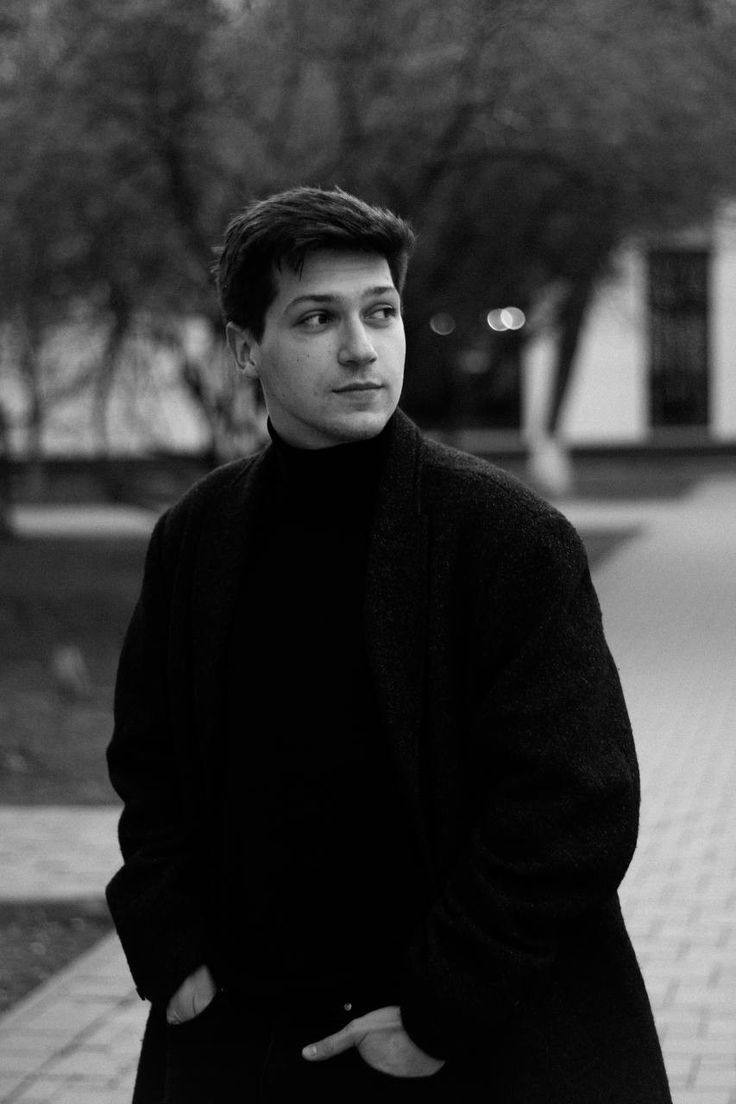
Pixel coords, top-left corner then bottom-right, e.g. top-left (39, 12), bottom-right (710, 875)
top-left (227, 249), bottom-right (406, 448)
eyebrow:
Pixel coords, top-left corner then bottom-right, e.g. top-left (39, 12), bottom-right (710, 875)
top-left (284, 286), bottom-right (399, 310)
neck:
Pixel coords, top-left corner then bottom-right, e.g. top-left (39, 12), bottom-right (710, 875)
top-left (267, 415), bottom-right (394, 519)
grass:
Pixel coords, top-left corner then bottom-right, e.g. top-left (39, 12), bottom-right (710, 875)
top-left (0, 900), bottom-right (113, 1015)
top-left (0, 536), bottom-right (147, 805)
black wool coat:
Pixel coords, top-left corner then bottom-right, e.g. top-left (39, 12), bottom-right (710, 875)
top-left (107, 409), bottom-right (671, 1103)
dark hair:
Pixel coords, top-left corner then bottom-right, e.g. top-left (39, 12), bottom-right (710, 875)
top-left (214, 186), bottom-right (416, 340)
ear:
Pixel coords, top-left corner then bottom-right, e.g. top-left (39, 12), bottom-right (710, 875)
top-left (226, 322), bottom-right (260, 380)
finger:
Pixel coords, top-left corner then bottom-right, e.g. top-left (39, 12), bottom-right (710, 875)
top-left (166, 988), bottom-right (194, 1025)
top-left (166, 997), bottom-right (195, 1025)
top-left (192, 979), bottom-right (217, 1017)
top-left (302, 1024), bottom-right (356, 1061)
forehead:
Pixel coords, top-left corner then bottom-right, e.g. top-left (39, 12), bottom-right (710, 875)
top-left (272, 249), bottom-right (396, 307)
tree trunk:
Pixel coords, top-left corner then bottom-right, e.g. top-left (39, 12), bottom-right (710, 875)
top-left (0, 402), bottom-right (14, 540)
top-left (16, 312), bottom-right (47, 499)
top-left (94, 301), bottom-right (129, 455)
top-left (545, 271), bottom-right (598, 436)
top-left (527, 267), bottom-right (600, 498)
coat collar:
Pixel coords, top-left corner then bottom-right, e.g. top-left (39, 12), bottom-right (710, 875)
top-left (365, 411), bottom-right (429, 760)
top-left (190, 446), bottom-right (275, 764)
top-left (365, 410), bottom-right (434, 881)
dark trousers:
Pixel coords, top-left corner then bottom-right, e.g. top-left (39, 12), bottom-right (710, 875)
top-left (132, 988), bottom-right (479, 1103)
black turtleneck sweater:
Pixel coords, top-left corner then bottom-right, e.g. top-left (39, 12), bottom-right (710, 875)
top-left (222, 418), bottom-right (427, 1004)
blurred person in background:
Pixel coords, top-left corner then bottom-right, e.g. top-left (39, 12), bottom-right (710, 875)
top-left (106, 186), bottom-right (671, 1103)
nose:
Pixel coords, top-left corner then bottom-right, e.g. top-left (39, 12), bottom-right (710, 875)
top-left (337, 318), bottom-right (377, 368)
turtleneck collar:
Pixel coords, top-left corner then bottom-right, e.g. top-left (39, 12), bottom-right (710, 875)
top-left (266, 415), bottom-right (395, 524)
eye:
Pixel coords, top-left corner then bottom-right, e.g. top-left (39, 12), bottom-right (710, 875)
top-left (298, 310), bottom-right (332, 329)
top-left (367, 304), bottom-right (399, 323)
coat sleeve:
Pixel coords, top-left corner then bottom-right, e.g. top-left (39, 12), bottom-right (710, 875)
top-left (399, 514), bottom-right (640, 1060)
top-left (105, 510), bottom-right (208, 1005)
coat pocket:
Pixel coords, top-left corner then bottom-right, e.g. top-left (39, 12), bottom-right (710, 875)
top-left (163, 991), bottom-right (229, 1104)
top-left (348, 1050), bottom-right (458, 1097)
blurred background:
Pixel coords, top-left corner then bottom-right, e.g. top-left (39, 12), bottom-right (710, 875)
top-left (4, 0), bottom-right (736, 489)
top-left (1, 1), bottom-right (736, 1097)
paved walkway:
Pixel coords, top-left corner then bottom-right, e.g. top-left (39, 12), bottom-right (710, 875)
top-left (9, 504), bottom-right (157, 539)
top-left (1, 477), bottom-right (736, 1102)
top-left (0, 810), bottom-right (121, 901)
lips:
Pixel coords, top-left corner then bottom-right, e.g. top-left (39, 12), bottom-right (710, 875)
top-left (334, 382), bottom-right (383, 393)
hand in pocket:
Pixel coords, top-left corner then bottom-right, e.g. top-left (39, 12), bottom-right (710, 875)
top-left (166, 964), bottom-right (217, 1025)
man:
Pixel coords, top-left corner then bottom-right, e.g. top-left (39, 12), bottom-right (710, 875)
top-left (107, 186), bottom-right (672, 1103)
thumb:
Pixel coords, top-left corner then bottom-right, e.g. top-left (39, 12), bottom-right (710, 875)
top-left (302, 1023), bottom-right (357, 1062)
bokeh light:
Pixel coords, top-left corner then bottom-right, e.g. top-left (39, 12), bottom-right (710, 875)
top-left (429, 312), bottom-right (456, 335)
top-left (486, 306), bottom-right (526, 331)
top-left (500, 307), bottom-right (526, 330)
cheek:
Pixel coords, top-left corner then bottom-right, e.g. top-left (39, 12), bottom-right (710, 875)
top-left (383, 338), bottom-right (406, 383)
top-left (267, 338), bottom-right (332, 402)
top-left (269, 350), bottom-right (312, 399)
top-left (294, 350), bottom-right (329, 399)
top-left (380, 327), bottom-right (406, 360)
top-left (293, 354), bottom-right (322, 398)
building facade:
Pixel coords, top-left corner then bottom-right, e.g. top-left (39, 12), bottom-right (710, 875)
top-left (524, 203), bottom-right (736, 447)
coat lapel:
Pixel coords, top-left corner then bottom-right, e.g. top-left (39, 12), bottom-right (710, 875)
top-left (190, 447), bottom-right (275, 770)
top-left (365, 411), bottom-right (435, 879)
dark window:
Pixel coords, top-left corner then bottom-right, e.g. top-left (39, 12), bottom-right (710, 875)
top-left (648, 249), bottom-right (709, 427)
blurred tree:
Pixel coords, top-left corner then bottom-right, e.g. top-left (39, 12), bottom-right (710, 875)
top-left (0, 0), bottom-right (262, 460)
top-left (2, 0), bottom-right (736, 463)
top-left (0, 400), bottom-right (12, 538)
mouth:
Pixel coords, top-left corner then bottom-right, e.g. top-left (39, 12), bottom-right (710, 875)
top-left (333, 382), bottom-right (383, 393)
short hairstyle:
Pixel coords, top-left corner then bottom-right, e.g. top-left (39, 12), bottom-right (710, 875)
top-left (214, 186), bottom-right (416, 340)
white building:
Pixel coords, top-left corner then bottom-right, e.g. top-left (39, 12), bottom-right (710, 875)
top-left (524, 203), bottom-right (736, 448)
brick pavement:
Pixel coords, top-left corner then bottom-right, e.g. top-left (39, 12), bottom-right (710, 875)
top-left (591, 477), bottom-right (736, 1104)
top-left (1, 476), bottom-right (735, 1102)
top-left (0, 938), bottom-right (142, 1104)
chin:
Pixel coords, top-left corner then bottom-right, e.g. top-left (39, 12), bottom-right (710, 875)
top-left (332, 410), bottom-right (392, 442)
